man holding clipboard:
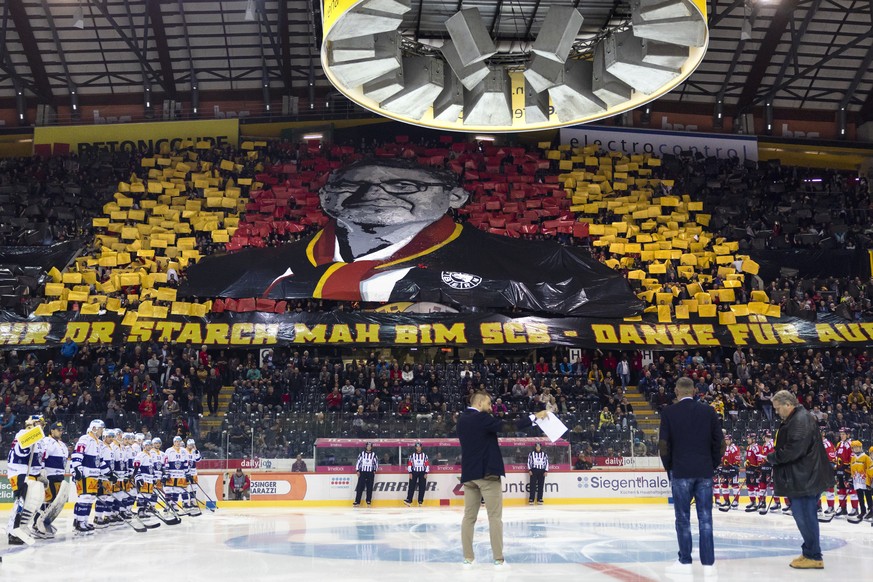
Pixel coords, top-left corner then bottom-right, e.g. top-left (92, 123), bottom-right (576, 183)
top-left (457, 392), bottom-right (555, 567)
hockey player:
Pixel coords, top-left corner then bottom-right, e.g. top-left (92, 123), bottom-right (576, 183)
top-left (404, 442), bottom-right (430, 507)
top-left (759, 430), bottom-right (778, 511)
top-left (111, 431), bottom-right (133, 520)
top-left (744, 433), bottom-right (763, 512)
top-left (94, 429), bottom-right (119, 527)
top-left (149, 437), bottom-right (165, 510)
top-left (34, 421), bottom-right (69, 538)
top-left (120, 432), bottom-right (137, 517)
top-left (71, 419), bottom-right (107, 534)
top-left (6, 415), bottom-right (47, 544)
top-left (185, 438), bottom-right (202, 511)
top-left (850, 440), bottom-right (872, 521)
top-left (132, 438), bottom-right (156, 519)
top-left (821, 429), bottom-right (837, 514)
top-left (164, 436), bottom-right (190, 511)
top-left (835, 427), bottom-right (857, 518)
top-left (718, 433), bottom-right (741, 509)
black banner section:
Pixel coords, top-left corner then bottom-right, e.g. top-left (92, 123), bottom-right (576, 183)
top-left (5, 310), bottom-right (873, 349)
top-left (182, 221), bottom-right (643, 318)
top-left (0, 239), bottom-right (84, 272)
top-left (746, 248), bottom-right (870, 280)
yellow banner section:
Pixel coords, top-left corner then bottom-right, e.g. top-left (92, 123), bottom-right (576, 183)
top-left (322, 0), bottom-right (361, 35)
top-left (18, 425), bottom-right (45, 449)
top-left (33, 119), bottom-right (239, 155)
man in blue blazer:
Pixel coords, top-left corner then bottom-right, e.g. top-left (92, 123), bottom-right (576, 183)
top-left (658, 377), bottom-right (724, 576)
top-left (457, 391), bottom-right (548, 567)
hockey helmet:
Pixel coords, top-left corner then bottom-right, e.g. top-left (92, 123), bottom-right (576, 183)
top-left (173, 435), bottom-right (183, 444)
top-left (123, 432), bottom-right (134, 440)
top-left (839, 427), bottom-right (850, 434)
top-left (746, 432), bottom-right (757, 440)
top-left (24, 414), bottom-right (44, 427)
top-left (134, 433), bottom-right (145, 442)
top-left (151, 437), bottom-right (162, 446)
top-left (88, 419), bottom-right (105, 433)
top-left (103, 429), bottom-right (116, 439)
top-left (851, 440), bottom-right (862, 448)
top-left (186, 439), bottom-right (196, 446)
top-left (762, 430), bottom-right (772, 439)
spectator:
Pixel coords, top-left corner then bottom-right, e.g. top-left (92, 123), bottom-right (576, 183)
top-left (573, 451), bottom-right (593, 470)
top-left (292, 454), bottom-right (308, 472)
top-left (161, 394), bottom-right (180, 432)
top-left (138, 394), bottom-right (156, 428)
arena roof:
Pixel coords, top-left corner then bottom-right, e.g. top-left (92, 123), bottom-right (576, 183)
top-left (1, 0), bottom-right (872, 122)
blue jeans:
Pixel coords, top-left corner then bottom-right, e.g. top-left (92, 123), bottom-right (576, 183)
top-left (788, 495), bottom-right (822, 560)
top-left (671, 477), bottom-right (714, 565)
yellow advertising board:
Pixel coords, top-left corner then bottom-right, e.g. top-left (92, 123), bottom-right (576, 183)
top-left (33, 119), bottom-right (239, 155)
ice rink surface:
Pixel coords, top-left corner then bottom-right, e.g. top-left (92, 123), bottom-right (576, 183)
top-left (2, 504), bottom-right (869, 581)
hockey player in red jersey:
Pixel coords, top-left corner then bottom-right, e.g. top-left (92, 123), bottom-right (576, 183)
top-left (744, 433), bottom-right (764, 512)
top-left (759, 430), bottom-right (780, 512)
top-left (835, 427), bottom-right (858, 518)
top-left (718, 433), bottom-right (742, 509)
top-left (821, 428), bottom-right (837, 515)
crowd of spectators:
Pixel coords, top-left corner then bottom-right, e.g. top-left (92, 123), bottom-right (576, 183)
top-left (2, 339), bottom-right (873, 463)
top-left (2, 135), bottom-right (872, 323)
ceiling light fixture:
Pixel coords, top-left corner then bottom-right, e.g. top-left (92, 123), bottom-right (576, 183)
top-left (320, 0), bottom-right (709, 132)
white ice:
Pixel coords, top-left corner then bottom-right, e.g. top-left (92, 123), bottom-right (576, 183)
top-left (2, 505), bottom-right (869, 581)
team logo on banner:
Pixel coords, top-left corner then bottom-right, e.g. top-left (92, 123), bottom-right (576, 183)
top-left (441, 271), bottom-right (482, 290)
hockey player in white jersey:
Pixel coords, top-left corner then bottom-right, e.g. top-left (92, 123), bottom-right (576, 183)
top-left (132, 439), bottom-right (157, 519)
top-left (6, 415), bottom-right (47, 545)
top-left (149, 437), bottom-right (165, 510)
top-left (185, 438), bottom-right (203, 511)
top-left (71, 419), bottom-right (108, 534)
top-left (164, 436), bottom-right (189, 511)
top-left (119, 432), bottom-right (137, 518)
top-left (107, 429), bottom-right (128, 521)
top-left (34, 421), bottom-right (69, 538)
top-left (93, 428), bottom-right (118, 528)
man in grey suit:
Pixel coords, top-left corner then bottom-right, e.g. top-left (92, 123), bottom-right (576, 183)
top-left (659, 377), bottom-right (724, 577)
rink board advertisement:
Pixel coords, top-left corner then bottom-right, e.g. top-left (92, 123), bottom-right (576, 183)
top-left (6, 310), bottom-right (873, 348)
top-left (560, 126), bottom-right (759, 162)
top-left (212, 471), bottom-right (671, 502)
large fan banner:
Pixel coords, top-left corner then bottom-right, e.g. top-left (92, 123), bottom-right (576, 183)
top-left (180, 159), bottom-right (643, 318)
top-left (3, 310), bottom-right (873, 349)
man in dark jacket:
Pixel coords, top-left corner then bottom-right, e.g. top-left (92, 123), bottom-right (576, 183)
top-left (658, 377), bottom-right (724, 576)
top-left (768, 389), bottom-right (835, 570)
top-left (457, 392), bottom-right (547, 567)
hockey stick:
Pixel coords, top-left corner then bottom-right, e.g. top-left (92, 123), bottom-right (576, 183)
top-left (117, 487), bottom-right (162, 528)
top-left (759, 495), bottom-right (774, 515)
top-left (195, 480), bottom-right (218, 511)
top-left (155, 485), bottom-right (186, 522)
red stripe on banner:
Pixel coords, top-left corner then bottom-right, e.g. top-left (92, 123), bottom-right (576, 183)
top-left (582, 562), bottom-right (660, 582)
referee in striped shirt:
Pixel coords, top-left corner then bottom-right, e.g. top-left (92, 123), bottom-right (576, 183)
top-left (528, 443), bottom-right (549, 505)
top-left (404, 442), bottom-right (430, 507)
top-left (353, 442), bottom-right (379, 507)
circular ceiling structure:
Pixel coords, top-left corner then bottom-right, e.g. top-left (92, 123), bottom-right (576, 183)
top-left (320, 0), bottom-right (709, 132)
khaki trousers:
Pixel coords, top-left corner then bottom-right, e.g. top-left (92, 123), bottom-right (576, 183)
top-left (461, 477), bottom-right (503, 562)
